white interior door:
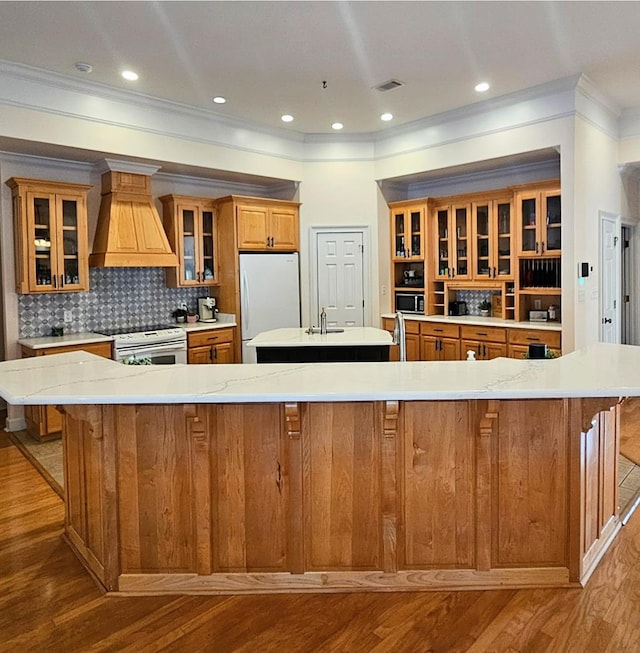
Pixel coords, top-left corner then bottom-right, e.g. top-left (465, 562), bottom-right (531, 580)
top-left (600, 213), bottom-right (620, 343)
top-left (316, 231), bottom-right (364, 326)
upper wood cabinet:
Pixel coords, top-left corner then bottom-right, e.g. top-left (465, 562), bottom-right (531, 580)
top-left (236, 201), bottom-right (299, 251)
top-left (433, 202), bottom-right (472, 281)
top-left (471, 197), bottom-right (513, 281)
top-left (6, 177), bottom-right (91, 294)
top-left (391, 203), bottom-right (425, 261)
top-left (160, 195), bottom-right (218, 287)
top-left (515, 185), bottom-right (561, 256)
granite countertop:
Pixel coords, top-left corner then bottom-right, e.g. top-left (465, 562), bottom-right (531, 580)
top-left (248, 327), bottom-right (392, 348)
top-left (381, 313), bottom-right (562, 331)
top-left (0, 343), bottom-right (634, 405)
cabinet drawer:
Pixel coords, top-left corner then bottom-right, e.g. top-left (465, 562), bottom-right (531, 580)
top-left (187, 327), bottom-right (234, 348)
top-left (508, 328), bottom-right (561, 349)
top-left (382, 317), bottom-right (420, 335)
top-left (420, 322), bottom-right (460, 338)
top-left (460, 325), bottom-right (506, 343)
top-left (21, 341), bottom-right (113, 358)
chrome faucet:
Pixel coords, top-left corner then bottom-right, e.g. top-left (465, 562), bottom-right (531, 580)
top-left (320, 307), bottom-right (327, 334)
top-left (392, 311), bottom-right (407, 361)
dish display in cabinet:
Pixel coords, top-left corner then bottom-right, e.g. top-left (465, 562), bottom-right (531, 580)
top-left (472, 197), bottom-right (513, 280)
top-left (161, 195), bottom-right (218, 287)
top-left (434, 202), bottom-right (472, 281)
top-left (6, 177), bottom-right (91, 293)
top-left (515, 184), bottom-right (561, 256)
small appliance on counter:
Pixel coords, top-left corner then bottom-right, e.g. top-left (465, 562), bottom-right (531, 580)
top-left (198, 297), bottom-right (219, 323)
top-left (448, 300), bottom-right (468, 316)
top-left (529, 310), bottom-right (548, 322)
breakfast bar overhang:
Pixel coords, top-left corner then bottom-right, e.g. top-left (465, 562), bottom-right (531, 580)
top-left (0, 343), bottom-right (633, 596)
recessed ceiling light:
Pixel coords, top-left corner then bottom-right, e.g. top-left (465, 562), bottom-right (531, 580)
top-left (281, 114), bottom-right (294, 123)
top-left (475, 82), bottom-right (490, 93)
top-left (121, 70), bottom-right (139, 81)
top-left (212, 96), bottom-right (227, 104)
top-left (331, 122), bottom-right (344, 130)
top-left (74, 62), bottom-right (93, 74)
top-left (381, 112), bottom-right (393, 122)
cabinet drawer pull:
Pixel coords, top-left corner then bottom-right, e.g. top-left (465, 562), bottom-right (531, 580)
top-left (434, 328), bottom-right (443, 332)
top-left (477, 332), bottom-right (488, 336)
top-left (526, 337), bottom-right (540, 342)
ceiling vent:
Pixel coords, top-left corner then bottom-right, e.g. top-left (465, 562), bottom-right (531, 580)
top-left (374, 79), bottom-right (404, 92)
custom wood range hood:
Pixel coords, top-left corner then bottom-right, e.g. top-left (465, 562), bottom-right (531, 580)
top-left (89, 165), bottom-right (178, 268)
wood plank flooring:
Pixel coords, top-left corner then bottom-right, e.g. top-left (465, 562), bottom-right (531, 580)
top-left (2, 431), bottom-right (640, 652)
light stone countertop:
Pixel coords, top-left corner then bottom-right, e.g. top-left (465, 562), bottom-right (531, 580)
top-left (380, 313), bottom-right (562, 331)
top-left (177, 313), bottom-right (237, 332)
top-left (248, 327), bottom-right (392, 348)
top-left (0, 343), bottom-right (636, 405)
top-left (18, 332), bottom-right (114, 349)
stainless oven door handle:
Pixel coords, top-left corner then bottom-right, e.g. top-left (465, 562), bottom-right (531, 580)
top-left (116, 341), bottom-right (186, 358)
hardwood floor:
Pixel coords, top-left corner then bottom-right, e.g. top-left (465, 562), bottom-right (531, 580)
top-left (2, 430), bottom-right (640, 652)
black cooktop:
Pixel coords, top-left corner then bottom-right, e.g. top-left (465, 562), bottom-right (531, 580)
top-left (95, 324), bottom-right (176, 337)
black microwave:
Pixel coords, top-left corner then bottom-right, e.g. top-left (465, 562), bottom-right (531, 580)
top-left (395, 292), bottom-right (424, 314)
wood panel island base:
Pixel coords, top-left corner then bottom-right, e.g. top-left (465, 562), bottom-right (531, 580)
top-left (61, 396), bottom-right (619, 596)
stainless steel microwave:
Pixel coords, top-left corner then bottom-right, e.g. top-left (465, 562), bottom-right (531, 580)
top-left (395, 292), bottom-right (424, 314)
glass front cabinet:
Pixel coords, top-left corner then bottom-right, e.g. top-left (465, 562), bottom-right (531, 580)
top-left (433, 202), bottom-right (472, 281)
top-left (516, 187), bottom-right (561, 256)
top-left (161, 195), bottom-right (218, 288)
top-left (6, 178), bottom-right (91, 294)
top-left (472, 197), bottom-right (513, 280)
top-left (391, 203), bottom-right (425, 261)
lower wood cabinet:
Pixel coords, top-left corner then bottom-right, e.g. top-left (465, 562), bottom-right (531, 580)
top-left (420, 322), bottom-right (460, 361)
top-left (61, 396), bottom-right (620, 594)
top-left (460, 325), bottom-right (507, 360)
top-left (20, 341), bottom-right (112, 440)
top-left (187, 327), bottom-right (235, 364)
top-left (383, 317), bottom-right (561, 361)
top-left (507, 327), bottom-right (562, 358)
top-left (382, 318), bottom-right (420, 361)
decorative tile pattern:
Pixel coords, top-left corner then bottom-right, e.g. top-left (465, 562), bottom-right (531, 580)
top-left (18, 268), bottom-right (209, 337)
top-left (456, 289), bottom-right (501, 316)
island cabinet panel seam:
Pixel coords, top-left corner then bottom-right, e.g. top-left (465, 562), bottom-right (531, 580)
top-left (285, 402), bottom-right (304, 574)
top-left (476, 399), bottom-right (498, 572)
top-left (381, 400), bottom-right (399, 573)
top-left (188, 407), bottom-right (212, 576)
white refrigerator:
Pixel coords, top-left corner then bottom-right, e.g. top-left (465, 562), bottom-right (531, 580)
top-left (239, 253), bottom-right (301, 363)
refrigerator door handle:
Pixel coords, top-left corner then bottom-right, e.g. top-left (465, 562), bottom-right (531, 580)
top-left (241, 268), bottom-right (250, 334)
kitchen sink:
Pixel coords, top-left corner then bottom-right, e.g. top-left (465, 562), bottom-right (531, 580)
top-left (307, 327), bottom-right (345, 334)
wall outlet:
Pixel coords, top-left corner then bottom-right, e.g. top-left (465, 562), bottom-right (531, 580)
top-left (533, 299), bottom-right (542, 310)
top-left (381, 285), bottom-right (387, 296)
top-left (63, 310), bottom-right (72, 323)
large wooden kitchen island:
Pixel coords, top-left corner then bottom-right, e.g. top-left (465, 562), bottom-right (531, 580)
top-left (0, 343), bottom-right (635, 595)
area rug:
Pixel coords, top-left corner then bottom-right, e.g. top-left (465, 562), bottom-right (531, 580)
top-left (620, 397), bottom-right (640, 467)
top-left (8, 431), bottom-right (63, 498)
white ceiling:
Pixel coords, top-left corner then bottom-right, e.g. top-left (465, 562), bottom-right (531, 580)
top-left (1, 1), bottom-right (640, 135)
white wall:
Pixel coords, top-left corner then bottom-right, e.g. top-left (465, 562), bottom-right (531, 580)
top-left (298, 160), bottom-right (378, 325)
top-left (572, 117), bottom-right (623, 347)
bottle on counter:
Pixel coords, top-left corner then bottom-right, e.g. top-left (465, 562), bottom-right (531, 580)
top-left (320, 307), bottom-right (327, 334)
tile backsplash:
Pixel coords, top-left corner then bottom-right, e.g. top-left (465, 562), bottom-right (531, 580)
top-left (18, 268), bottom-right (210, 338)
top-left (456, 289), bottom-right (500, 315)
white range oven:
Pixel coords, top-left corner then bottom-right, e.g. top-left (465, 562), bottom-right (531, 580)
top-left (96, 324), bottom-right (187, 365)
